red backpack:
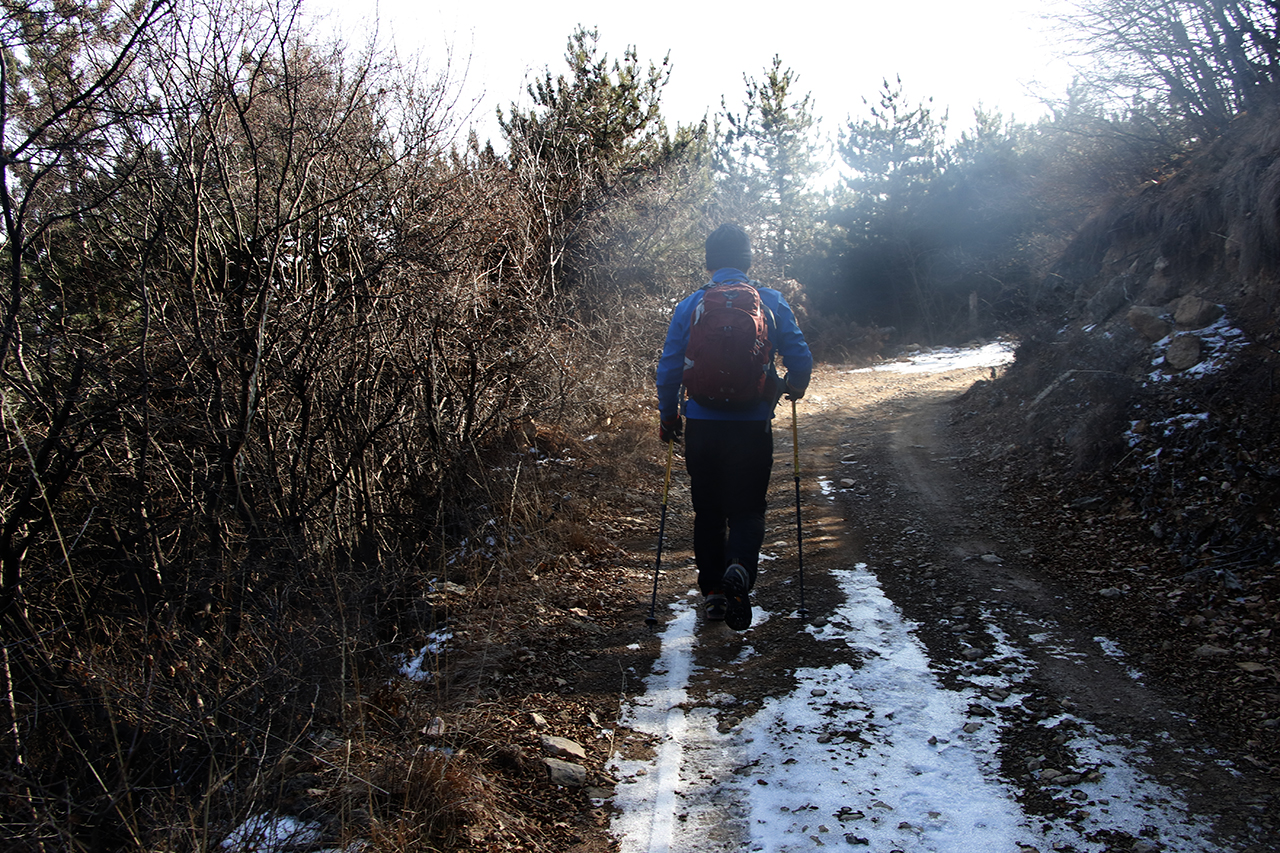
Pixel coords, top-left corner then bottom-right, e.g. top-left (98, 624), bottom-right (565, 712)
top-left (683, 281), bottom-right (775, 409)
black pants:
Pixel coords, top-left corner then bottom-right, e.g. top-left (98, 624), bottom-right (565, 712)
top-left (684, 418), bottom-right (773, 596)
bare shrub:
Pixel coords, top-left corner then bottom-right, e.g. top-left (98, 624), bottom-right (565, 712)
top-left (803, 315), bottom-right (889, 365)
top-left (0, 3), bottom-right (720, 847)
top-left (0, 0), bottom-right (609, 847)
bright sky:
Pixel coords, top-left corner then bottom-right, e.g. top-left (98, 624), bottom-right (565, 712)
top-left (314, 0), bottom-right (1079, 148)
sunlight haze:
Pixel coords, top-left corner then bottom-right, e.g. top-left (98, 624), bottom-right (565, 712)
top-left (317, 0), bottom-right (1077, 146)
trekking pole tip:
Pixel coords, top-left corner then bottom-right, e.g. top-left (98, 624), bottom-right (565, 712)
top-left (644, 615), bottom-right (659, 628)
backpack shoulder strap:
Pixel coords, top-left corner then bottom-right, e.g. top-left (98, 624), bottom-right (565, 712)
top-left (747, 279), bottom-right (777, 334)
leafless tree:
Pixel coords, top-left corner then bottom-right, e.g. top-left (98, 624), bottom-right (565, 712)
top-left (1060, 0), bottom-right (1279, 135)
top-left (0, 0), bottom-right (172, 611)
top-left (0, 0), bottom-right (557, 843)
top-left (0, 0), bottom-right (717, 843)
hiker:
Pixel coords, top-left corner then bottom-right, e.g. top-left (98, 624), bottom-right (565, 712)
top-left (655, 224), bottom-right (813, 630)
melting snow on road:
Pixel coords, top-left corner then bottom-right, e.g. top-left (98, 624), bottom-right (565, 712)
top-left (846, 341), bottom-right (1017, 375)
top-left (609, 341), bottom-right (1223, 853)
top-left (609, 564), bottom-right (1220, 853)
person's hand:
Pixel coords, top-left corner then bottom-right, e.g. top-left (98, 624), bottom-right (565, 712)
top-left (784, 378), bottom-right (806, 401)
top-left (659, 415), bottom-right (683, 444)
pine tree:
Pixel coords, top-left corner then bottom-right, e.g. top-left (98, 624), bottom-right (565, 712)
top-left (499, 27), bottom-right (703, 298)
top-left (837, 76), bottom-right (948, 233)
top-left (716, 56), bottom-right (824, 278)
top-left (829, 77), bottom-right (949, 334)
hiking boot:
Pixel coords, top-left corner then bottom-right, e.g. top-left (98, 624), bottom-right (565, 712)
top-left (722, 563), bottom-right (752, 631)
top-left (704, 594), bottom-right (727, 622)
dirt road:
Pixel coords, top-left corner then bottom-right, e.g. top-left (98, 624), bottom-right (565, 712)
top-left (607, 357), bottom-right (1276, 852)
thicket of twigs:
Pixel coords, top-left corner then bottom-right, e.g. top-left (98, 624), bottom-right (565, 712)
top-left (0, 3), bottom-right (708, 848)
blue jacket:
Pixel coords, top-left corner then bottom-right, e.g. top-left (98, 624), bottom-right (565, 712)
top-left (657, 269), bottom-right (813, 421)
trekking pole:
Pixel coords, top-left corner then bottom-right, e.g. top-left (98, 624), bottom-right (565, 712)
top-left (791, 398), bottom-right (808, 620)
top-left (645, 438), bottom-right (676, 628)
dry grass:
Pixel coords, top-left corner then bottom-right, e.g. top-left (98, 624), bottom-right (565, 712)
top-left (0, 318), bottom-right (662, 852)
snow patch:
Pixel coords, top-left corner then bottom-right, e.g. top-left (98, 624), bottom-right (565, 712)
top-left (847, 341), bottom-right (1015, 375)
top-left (1148, 316), bottom-right (1249, 381)
top-left (611, 563), bottom-right (1223, 852)
top-left (220, 815), bottom-right (323, 852)
top-left (397, 629), bottom-right (453, 682)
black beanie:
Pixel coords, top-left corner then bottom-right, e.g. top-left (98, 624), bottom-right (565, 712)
top-left (705, 223), bottom-right (752, 272)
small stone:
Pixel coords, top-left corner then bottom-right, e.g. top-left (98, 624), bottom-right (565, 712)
top-left (1165, 333), bottom-right (1203, 371)
top-left (541, 735), bottom-right (586, 761)
top-left (530, 712), bottom-right (549, 730)
top-left (961, 647), bottom-right (985, 661)
top-left (543, 757), bottom-right (588, 787)
top-left (963, 722), bottom-right (983, 733)
top-left (812, 688), bottom-right (828, 697)
top-left (1099, 588), bottom-right (1123, 599)
top-left (1173, 295), bottom-right (1223, 329)
top-left (980, 554), bottom-right (1002, 564)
